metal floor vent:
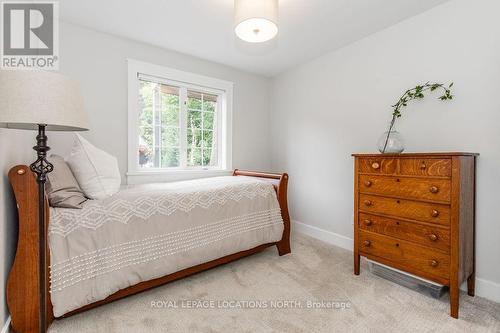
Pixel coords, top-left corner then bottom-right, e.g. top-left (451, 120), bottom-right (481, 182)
top-left (368, 261), bottom-right (447, 299)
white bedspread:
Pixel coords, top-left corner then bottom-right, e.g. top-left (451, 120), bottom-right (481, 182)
top-left (48, 176), bottom-right (284, 317)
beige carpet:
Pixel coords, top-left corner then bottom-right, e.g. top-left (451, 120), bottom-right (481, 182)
top-left (48, 233), bottom-right (500, 333)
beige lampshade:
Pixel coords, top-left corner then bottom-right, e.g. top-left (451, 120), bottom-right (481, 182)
top-left (234, 0), bottom-right (278, 43)
top-left (0, 70), bottom-right (89, 131)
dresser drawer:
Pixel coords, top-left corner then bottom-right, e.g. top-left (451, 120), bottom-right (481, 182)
top-left (359, 175), bottom-right (451, 202)
top-left (358, 158), bottom-right (397, 175)
top-left (399, 158), bottom-right (451, 177)
top-left (359, 213), bottom-right (450, 252)
top-left (359, 230), bottom-right (450, 280)
top-left (359, 194), bottom-right (450, 225)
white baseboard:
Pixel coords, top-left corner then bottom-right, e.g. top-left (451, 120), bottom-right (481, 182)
top-left (475, 277), bottom-right (500, 303)
top-left (292, 220), bottom-right (353, 251)
top-left (292, 220), bottom-right (500, 304)
top-left (1, 316), bottom-right (10, 333)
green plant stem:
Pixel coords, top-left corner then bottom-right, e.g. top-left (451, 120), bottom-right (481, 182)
top-left (382, 82), bottom-right (453, 154)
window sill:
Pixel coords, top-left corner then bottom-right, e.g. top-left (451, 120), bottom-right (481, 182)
top-left (126, 169), bottom-right (233, 185)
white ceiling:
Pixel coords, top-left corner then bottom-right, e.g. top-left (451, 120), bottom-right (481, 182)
top-left (60, 0), bottom-right (449, 77)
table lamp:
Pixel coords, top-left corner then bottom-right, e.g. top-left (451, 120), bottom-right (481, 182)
top-left (0, 70), bottom-right (89, 333)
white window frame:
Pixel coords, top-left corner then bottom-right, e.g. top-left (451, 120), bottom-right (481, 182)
top-left (127, 59), bottom-right (233, 184)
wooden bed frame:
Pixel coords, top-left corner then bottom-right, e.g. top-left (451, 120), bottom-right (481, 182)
top-left (6, 167), bottom-right (291, 333)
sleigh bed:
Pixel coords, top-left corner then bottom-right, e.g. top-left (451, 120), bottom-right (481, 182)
top-left (6, 167), bottom-right (290, 333)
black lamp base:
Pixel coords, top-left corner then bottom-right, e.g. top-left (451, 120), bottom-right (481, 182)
top-left (29, 124), bottom-right (53, 333)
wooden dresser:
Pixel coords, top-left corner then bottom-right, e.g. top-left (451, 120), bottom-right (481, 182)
top-left (352, 153), bottom-right (478, 318)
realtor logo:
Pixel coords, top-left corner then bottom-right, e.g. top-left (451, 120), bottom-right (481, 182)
top-left (1, 1), bottom-right (59, 69)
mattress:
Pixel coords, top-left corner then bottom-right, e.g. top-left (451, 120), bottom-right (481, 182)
top-left (48, 176), bottom-right (284, 317)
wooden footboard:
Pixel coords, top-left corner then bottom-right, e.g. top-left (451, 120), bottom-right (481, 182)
top-left (6, 166), bottom-right (290, 332)
top-left (233, 169), bottom-right (291, 255)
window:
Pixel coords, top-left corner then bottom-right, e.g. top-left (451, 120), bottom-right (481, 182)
top-left (128, 60), bottom-right (233, 182)
top-left (137, 80), bottom-right (220, 169)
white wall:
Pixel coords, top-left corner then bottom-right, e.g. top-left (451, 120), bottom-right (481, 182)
top-left (271, 0), bottom-right (500, 301)
top-left (50, 22), bottom-right (272, 179)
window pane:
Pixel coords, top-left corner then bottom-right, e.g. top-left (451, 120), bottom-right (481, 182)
top-left (138, 81), bottom-right (154, 127)
top-left (203, 149), bottom-right (211, 166)
top-left (138, 79), bottom-right (180, 168)
top-left (161, 104), bottom-right (179, 127)
top-left (138, 141), bottom-right (153, 168)
top-left (161, 107), bottom-right (179, 127)
top-left (187, 148), bottom-right (202, 166)
top-left (203, 111), bottom-right (215, 130)
top-left (139, 126), bottom-right (154, 148)
top-left (202, 130), bottom-right (214, 150)
top-left (187, 129), bottom-right (202, 148)
top-left (161, 148), bottom-right (180, 168)
top-left (161, 127), bottom-right (180, 147)
top-left (160, 85), bottom-right (180, 127)
top-left (187, 110), bottom-right (201, 129)
top-left (202, 149), bottom-right (218, 166)
top-left (203, 100), bottom-right (216, 113)
top-left (187, 91), bottom-right (202, 110)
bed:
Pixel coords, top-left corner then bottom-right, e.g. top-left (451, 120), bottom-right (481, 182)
top-left (6, 168), bottom-right (290, 333)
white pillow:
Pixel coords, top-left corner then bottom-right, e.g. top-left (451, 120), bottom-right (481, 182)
top-left (66, 134), bottom-right (121, 200)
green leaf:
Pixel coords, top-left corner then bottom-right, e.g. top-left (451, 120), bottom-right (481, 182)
top-left (390, 81), bottom-right (454, 120)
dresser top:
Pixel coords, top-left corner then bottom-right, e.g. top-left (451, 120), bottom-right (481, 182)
top-left (352, 152), bottom-right (479, 157)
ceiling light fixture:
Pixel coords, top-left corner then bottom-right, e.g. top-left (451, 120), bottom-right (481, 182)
top-left (234, 0), bottom-right (278, 43)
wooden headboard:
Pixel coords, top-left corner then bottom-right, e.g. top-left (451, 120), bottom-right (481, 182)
top-left (7, 165), bottom-right (53, 332)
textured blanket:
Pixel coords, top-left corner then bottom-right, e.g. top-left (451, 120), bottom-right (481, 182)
top-left (48, 176), bottom-right (284, 317)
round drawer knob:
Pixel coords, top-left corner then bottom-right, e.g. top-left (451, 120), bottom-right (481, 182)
top-left (364, 200), bottom-right (373, 207)
top-left (430, 186), bottom-right (439, 194)
top-left (430, 260), bottom-right (439, 267)
top-left (420, 162), bottom-right (427, 169)
top-left (363, 240), bottom-right (371, 247)
top-left (429, 234), bottom-right (438, 241)
top-left (431, 210), bottom-right (439, 217)
top-left (364, 219), bottom-right (372, 226)
top-left (371, 162), bottom-right (380, 170)
top-left (364, 180), bottom-right (372, 187)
